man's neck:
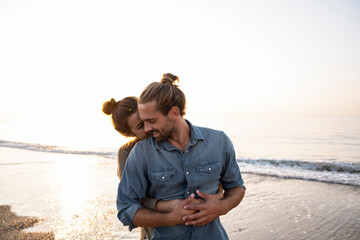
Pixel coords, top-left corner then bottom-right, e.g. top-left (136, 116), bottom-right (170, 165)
top-left (168, 119), bottom-right (190, 152)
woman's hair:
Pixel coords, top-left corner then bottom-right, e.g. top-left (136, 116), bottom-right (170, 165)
top-left (102, 96), bottom-right (138, 137)
top-left (139, 73), bottom-right (186, 116)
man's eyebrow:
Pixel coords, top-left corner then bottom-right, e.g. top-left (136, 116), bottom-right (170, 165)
top-left (142, 117), bottom-right (156, 122)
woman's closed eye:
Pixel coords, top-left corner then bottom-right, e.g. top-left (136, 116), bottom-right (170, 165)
top-left (136, 121), bottom-right (144, 130)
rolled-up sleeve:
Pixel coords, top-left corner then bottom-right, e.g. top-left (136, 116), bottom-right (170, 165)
top-left (116, 143), bottom-right (148, 230)
top-left (117, 201), bottom-right (143, 230)
top-left (141, 196), bottom-right (160, 211)
top-left (221, 132), bottom-right (246, 190)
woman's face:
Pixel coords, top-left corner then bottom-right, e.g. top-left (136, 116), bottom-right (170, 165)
top-left (127, 112), bottom-right (148, 140)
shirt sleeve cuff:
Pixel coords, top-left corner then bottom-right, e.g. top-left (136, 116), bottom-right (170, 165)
top-left (223, 178), bottom-right (246, 190)
top-left (141, 197), bottom-right (160, 211)
top-left (118, 203), bottom-right (143, 231)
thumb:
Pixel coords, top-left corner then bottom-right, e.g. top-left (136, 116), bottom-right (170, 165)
top-left (217, 183), bottom-right (224, 193)
top-left (183, 193), bottom-right (195, 205)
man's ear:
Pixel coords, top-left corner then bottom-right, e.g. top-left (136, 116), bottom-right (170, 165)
top-left (168, 106), bottom-right (180, 120)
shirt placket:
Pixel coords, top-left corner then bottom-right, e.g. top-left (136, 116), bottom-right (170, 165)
top-left (182, 149), bottom-right (193, 198)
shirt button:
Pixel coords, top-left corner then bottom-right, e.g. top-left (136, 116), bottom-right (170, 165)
top-left (186, 171), bottom-right (189, 175)
top-left (208, 168), bottom-right (212, 171)
top-left (186, 191), bottom-right (190, 194)
top-left (162, 176), bottom-right (165, 179)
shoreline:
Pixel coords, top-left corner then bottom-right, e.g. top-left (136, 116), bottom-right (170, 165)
top-left (1, 145), bottom-right (359, 239)
top-left (243, 172), bottom-right (360, 187)
top-left (0, 205), bottom-right (54, 240)
top-left (2, 174), bottom-right (359, 239)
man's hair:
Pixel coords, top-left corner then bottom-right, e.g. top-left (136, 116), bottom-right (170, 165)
top-left (139, 73), bottom-right (186, 116)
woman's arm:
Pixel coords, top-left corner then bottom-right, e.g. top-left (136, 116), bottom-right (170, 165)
top-left (153, 183), bottom-right (224, 212)
top-left (118, 141), bottom-right (225, 213)
top-left (117, 147), bottom-right (128, 179)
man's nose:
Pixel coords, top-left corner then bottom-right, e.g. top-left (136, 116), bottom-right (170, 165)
top-left (144, 122), bottom-right (152, 133)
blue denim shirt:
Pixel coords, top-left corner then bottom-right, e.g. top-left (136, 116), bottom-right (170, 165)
top-left (117, 121), bottom-right (245, 240)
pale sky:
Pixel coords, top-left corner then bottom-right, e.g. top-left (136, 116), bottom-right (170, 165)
top-left (1, 0), bottom-right (359, 126)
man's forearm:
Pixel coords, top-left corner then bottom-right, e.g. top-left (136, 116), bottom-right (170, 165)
top-left (221, 187), bottom-right (245, 214)
top-left (133, 193), bottom-right (197, 228)
top-left (133, 208), bottom-right (176, 227)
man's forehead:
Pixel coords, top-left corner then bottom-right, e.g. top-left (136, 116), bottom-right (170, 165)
top-left (139, 101), bottom-right (157, 113)
top-left (138, 101), bottom-right (159, 120)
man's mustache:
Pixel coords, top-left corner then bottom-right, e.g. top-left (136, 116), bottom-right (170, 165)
top-left (148, 130), bottom-right (160, 134)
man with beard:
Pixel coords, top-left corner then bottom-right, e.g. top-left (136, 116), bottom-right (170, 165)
top-left (116, 73), bottom-right (246, 240)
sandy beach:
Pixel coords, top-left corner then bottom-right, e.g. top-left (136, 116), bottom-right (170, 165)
top-left (0, 148), bottom-right (359, 239)
top-left (0, 205), bottom-right (54, 240)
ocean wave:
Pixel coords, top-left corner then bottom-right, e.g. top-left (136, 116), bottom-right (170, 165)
top-left (238, 158), bottom-right (360, 186)
top-left (0, 140), bottom-right (116, 158)
top-left (1, 140), bottom-right (359, 186)
top-left (238, 158), bottom-right (360, 173)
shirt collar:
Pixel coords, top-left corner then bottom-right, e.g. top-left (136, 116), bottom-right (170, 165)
top-left (153, 119), bottom-right (204, 151)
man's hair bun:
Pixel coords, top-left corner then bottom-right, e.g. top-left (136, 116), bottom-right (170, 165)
top-left (102, 98), bottom-right (117, 115)
top-left (160, 73), bottom-right (179, 85)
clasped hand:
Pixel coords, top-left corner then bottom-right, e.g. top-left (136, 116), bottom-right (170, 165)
top-left (170, 184), bottom-right (225, 227)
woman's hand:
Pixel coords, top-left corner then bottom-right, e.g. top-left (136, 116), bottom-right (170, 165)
top-left (156, 182), bottom-right (224, 212)
top-left (215, 183), bottom-right (224, 200)
top-left (156, 199), bottom-right (181, 212)
top-left (156, 198), bottom-right (204, 212)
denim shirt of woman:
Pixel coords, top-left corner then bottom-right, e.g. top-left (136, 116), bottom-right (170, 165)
top-left (116, 120), bottom-right (245, 240)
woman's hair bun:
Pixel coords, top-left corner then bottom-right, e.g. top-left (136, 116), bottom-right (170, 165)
top-left (161, 73), bottom-right (179, 85)
top-left (102, 98), bottom-right (117, 115)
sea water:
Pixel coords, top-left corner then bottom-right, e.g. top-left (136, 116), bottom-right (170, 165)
top-left (0, 117), bottom-right (360, 239)
top-left (1, 117), bottom-right (359, 186)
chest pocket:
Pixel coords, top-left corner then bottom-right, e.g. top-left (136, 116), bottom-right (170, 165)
top-left (196, 162), bottom-right (221, 193)
top-left (152, 169), bottom-right (180, 198)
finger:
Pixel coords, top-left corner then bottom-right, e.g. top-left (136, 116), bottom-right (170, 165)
top-left (215, 183), bottom-right (224, 199)
top-left (182, 211), bottom-right (204, 221)
top-left (183, 193), bottom-right (195, 205)
top-left (217, 183), bottom-right (224, 193)
top-left (196, 189), bottom-right (211, 199)
top-left (189, 198), bottom-right (205, 205)
top-left (185, 217), bottom-right (211, 226)
top-left (183, 209), bottom-right (197, 216)
top-left (184, 202), bottom-right (208, 211)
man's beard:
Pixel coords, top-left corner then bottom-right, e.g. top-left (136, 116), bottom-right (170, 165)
top-left (152, 118), bottom-right (175, 142)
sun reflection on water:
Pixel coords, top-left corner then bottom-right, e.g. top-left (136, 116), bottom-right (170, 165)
top-left (49, 154), bottom-right (125, 239)
top-left (53, 156), bottom-right (98, 237)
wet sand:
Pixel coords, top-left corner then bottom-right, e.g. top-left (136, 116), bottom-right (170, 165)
top-left (2, 174), bottom-right (359, 240)
top-left (1, 148), bottom-right (359, 239)
top-left (222, 174), bottom-right (360, 240)
top-left (0, 205), bottom-right (54, 240)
